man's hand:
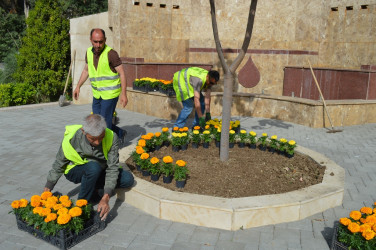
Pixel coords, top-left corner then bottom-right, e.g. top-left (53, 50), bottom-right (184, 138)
top-left (43, 187), bottom-right (51, 192)
top-left (119, 93), bottom-right (128, 108)
top-left (205, 112), bottom-right (211, 121)
top-left (97, 194), bottom-right (110, 221)
top-left (73, 87), bottom-right (80, 100)
top-left (199, 116), bottom-right (206, 128)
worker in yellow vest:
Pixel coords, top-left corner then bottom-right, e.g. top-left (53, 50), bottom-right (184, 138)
top-left (44, 114), bottom-right (134, 220)
top-left (173, 67), bottom-right (220, 128)
top-left (73, 28), bottom-right (128, 147)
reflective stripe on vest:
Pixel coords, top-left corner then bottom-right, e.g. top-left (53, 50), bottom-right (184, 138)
top-left (62, 125), bottom-right (114, 174)
top-left (172, 67), bottom-right (208, 101)
top-left (87, 45), bottom-right (121, 100)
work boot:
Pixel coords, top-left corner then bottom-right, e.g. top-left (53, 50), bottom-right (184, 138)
top-left (119, 129), bottom-right (127, 148)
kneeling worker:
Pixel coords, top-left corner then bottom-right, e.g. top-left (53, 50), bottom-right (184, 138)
top-left (44, 114), bottom-right (134, 220)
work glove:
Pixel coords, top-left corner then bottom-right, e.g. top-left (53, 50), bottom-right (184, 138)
top-left (199, 116), bottom-right (206, 128)
top-left (205, 112), bottom-right (211, 121)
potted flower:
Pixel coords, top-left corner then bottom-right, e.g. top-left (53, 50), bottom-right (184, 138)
top-left (248, 131), bottom-right (257, 149)
top-left (191, 129), bottom-right (201, 148)
top-left (229, 130), bottom-right (236, 148)
top-left (171, 132), bottom-right (183, 151)
top-left (201, 130), bottom-right (211, 148)
top-left (154, 132), bottom-right (163, 150)
top-left (269, 135), bottom-right (278, 153)
top-left (139, 152), bottom-right (151, 176)
top-left (286, 140), bottom-right (297, 158)
top-left (141, 133), bottom-right (155, 152)
top-left (174, 160), bottom-right (189, 188)
top-left (161, 156), bottom-right (174, 183)
top-left (278, 138), bottom-right (287, 154)
top-left (231, 120), bottom-right (241, 133)
top-left (161, 127), bottom-right (170, 147)
top-left (159, 79), bottom-right (175, 96)
top-left (238, 130), bottom-right (247, 148)
top-left (258, 133), bottom-right (268, 150)
top-left (131, 146), bottom-right (145, 171)
top-left (214, 127), bottom-right (221, 148)
top-left (149, 157), bottom-right (161, 181)
top-left (180, 132), bottom-right (189, 150)
top-left (333, 202), bottom-right (376, 249)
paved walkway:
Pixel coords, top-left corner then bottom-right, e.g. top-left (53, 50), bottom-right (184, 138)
top-left (1, 103), bottom-right (375, 249)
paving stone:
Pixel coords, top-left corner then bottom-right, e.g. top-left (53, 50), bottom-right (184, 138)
top-left (190, 228), bottom-right (219, 245)
top-left (215, 240), bottom-right (246, 250)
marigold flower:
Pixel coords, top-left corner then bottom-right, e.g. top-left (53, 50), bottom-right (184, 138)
top-left (147, 132), bottom-right (154, 137)
top-left (193, 126), bottom-right (200, 130)
top-left (262, 133), bottom-right (267, 137)
top-left (203, 130), bottom-right (210, 135)
top-left (240, 130), bottom-right (247, 134)
top-left (162, 127), bottom-right (169, 132)
top-left (31, 195), bottom-right (41, 203)
top-left (19, 199), bottom-right (28, 208)
top-left (362, 229), bottom-right (375, 240)
top-left (176, 160), bottom-right (186, 167)
top-left (150, 157), bottom-right (159, 164)
top-left (59, 195), bottom-right (69, 203)
top-left (193, 130), bottom-right (199, 135)
top-left (57, 213), bottom-right (71, 225)
top-left (217, 128), bottom-right (221, 133)
top-left (45, 200), bottom-right (57, 209)
top-left (179, 128), bottom-right (184, 132)
top-left (53, 203), bottom-right (64, 211)
top-left (62, 200), bottom-right (72, 208)
top-left (359, 223), bottom-right (371, 233)
top-left (33, 206), bottom-right (43, 215)
top-left (182, 127), bottom-right (189, 132)
top-left (205, 125), bottom-right (210, 130)
top-left (173, 127), bottom-right (179, 131)
top-left (40, 191), bottom-right (53, 200)
top-left (76, 199), bottom-right (88, 207)
top-left (172, 132), bottom-right (178, 137)
top-left (288, 140), bottom-right (296, 146)
top-left (271, 135), bottom-right (277, 140)
top-left (31, 201), bottom-right (41, 207)
top-left (348, 222), bottom-right (360, 233)
top-left (141, 153), bottom-right (150, 160)
top-left (40, 207), bottom-right (51, 217)
top-left (11, 200), bottom-right (20, 209)
top-left (136, 147), bottom-right (145, 154)
top-left (339, 217), bottom-right (351, 226)
top-left (163, 156), bottom-right (173, 164)
top-left (373, 224), bottom-right (376, 232)
top-left (181, 133), bottom-right (187, 137)
top-left (230, 130), bottom-right (235, 134)
top-left (155, 132), bottom-right (161, 137)
top-left (141, 135), bottom-right (147, 139)
top-left (69, 207), bottom-right (82, 217)
top-left (138, 139), bottom-right (146, 147)
top-left (57, 207), bottom-right (68, 215)
top-left (350, 210), bottom-right (362, 221)
top-left (360, 207), bottom-right (373, 215)
top-left (44, 213), bottom-right (57, 223)
top-left (249, 131), bottom-right (256, 136)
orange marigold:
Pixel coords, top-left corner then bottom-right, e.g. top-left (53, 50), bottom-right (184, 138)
top-left (136, 147), bottom-right (145, 154)
top-left (30, 201), bottom-right (41, 207)
top-left (44, 213), bottom-right (57, 223)
top-left (19, 199), bottom-right (28, 208)
top-left (45, 200), bottom-right (56, 209)
top-left (30, 195), bottom-right (41, 203)
top-left (147, 132), bottom-right (154, 137)
top-left (179, 128), bottom-right (184, 132)
top-left (162, 127), bottom-right (169, 132)
top-left (339, 217), bottom-right (351, 226)
top-left (76, 199), bottom-right (88, 207)
top-left (59, 195), bottom-right (70, 203)
top-left (362, 229), bottom-right (375, 241)
top-left (350, 210), bottom-right (362, 221)
top-left (193, 126), bottom-right (200, 130)
top-left (33, 206), bottom-right (43, 215)
top-left (68, 207), bottom-right (82, 217)
top-left (173, 127), bottom-right (179, 131)
top-left (150, 157), bottom-right (159, 164)
top-left (40, 191), bottom-right (53, 200)
top-left (373, 224), bottom-right (376, 232)
top-left (155, 132), bottom-right (161, 137)
top-left (361, 207), bottom-right (373, 215)
top-left (348, 222), bottom-right (360, 233)
top-left (53, 204), bottom-right (64, 211)
top-left (11, 200), bottom-right (20, 209)
top-left (359, 224), bottom-right (371, 233)
top-left (176, 160), bottom-right (186, 167)
top-left (138, 139), bottom-right (146, 147)
top-left (163, 156), bottom-right (173, 164)
top-left (205, 125), bottom-right (210, 130)
top-left (140, 153), bottom-right (150, 160)
top-left (57, 213), bottom-right (71, 225)
top-left (47, 196), bottom-right (58, 203)
top-left (57, 207), bottom-right (68, 215)
top-left (62, 200), bottom-right (72, 208)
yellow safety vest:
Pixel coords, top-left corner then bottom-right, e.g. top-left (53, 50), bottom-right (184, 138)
top-left (62, 125), bottom-right (113, 174)
top-left (87, 45), bottom-right (121, 100)
top-left (173, 67), bottom-right (208, 101)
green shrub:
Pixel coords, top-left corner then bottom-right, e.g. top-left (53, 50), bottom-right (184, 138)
top-left (0, 83), bottom-right (37, 107)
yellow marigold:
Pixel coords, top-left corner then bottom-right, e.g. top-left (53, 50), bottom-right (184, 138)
top-left (76, 199), bottom-right (88, 207)
top-left (40, 191), bottom-right (53, 200)
top-left (62, 200), bottom-right (72, 208)
top-left (138, 139), bottom-right (146, 147)
top-left (155, 132), bottom-right (161, 137)
top-left (30, 201), bottom-right (41, 207)
top-left (57, 207), bottom-right (68, 215)
top-left (44, 213), bottom-right (57, 223)
top-left (361, 207), bottom-right (373, 215)
top-left (163, 156), bottom-right (173, 164)
top-left (262, 133), bottom-right (267, 137)
top-left (57, 213), bottom-right (71, 225)
top-left (230, 130), bottom-right (235, 134)
top-left (193, 130), bottom-right (199, 135)
top-left (288, 140), bottom-right (296, 146)
top-left (136, 147), bottom-right (145, 154)
top-left (59, 195), bottom-right (69, 203)
top-left (193, 126), bottom-right (200, 130)
top-left (217, 128), bottom-right (221, 133)
top-left (40, 207), bottom-right (51, 217)
top-left (19, 199), bottom-right (28, 208)
top-left (240, 130), bottom-right (247, 134)
top-left (359, 223), bottom-right (371, 233)
top-left (162, 127), bottom-right (169, 132)
top-left (11, 200), bottom-right (20, 209)
top-left (30, 195), bottom-right (41, 203)
top-left (362, 229), bottom-right (375, 241)
top-left (68, 207), bottom-right (82, 217)
top-left (181, 133), bottom-right (187, 137)
top-left (348, 222), bottom-right (360, 233)
top-left (150, 157), bottom-right (159, 164)
top-left (173, 127), bottom-right (179, 131)
top-left (249, 131), bottom-right (256, 136)
top-left (203, 130), bottom-right (210, 135)
top-left (205, 125), bottom-right (210, 130)
top-left (140, 153), bottom-right (150, 160)
top-left (172, 132), bottom-right (178, 137)
top-left (339, 217), bottom-right (351, 226)
top-left (271, 135), bottom-right (277, 140)
top-left (53, 203), bottom-right (64, 211)
top-left (350, 210), bottom-right (362, 221)
top-left (280, 138), bottom-right (287, 143)
top-left (176, 160), bottom-right (186, 167)
top-left (33, 206), bottom-right (43, 215)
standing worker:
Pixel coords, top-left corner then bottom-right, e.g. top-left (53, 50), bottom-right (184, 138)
top-left (173, 67), bottom-right (220, 128)
top-left (73, 28), bottom-right (127, 146)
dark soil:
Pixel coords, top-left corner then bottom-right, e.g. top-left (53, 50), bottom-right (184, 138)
top-left (125, 142), bottom-right (326, 198)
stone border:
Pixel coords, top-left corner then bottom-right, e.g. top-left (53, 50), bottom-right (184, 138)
top-left (118, 145), bottom-right (345, 230)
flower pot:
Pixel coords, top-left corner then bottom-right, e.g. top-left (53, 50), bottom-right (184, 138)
top-left (154, 145), bottom-right (161, 151)
top-left (136, 164), bottom-right (141, 172)
top-left (172, 145), bottom-right (180, 152)
top-left (286, 153), bottom-right (294, 158)
top-left (269, 148), bottom-right (276, 153)
top-left (249, 144), bottom-right (256, 149)
top-left (142, 169), bottom-right (150, 176)
top-left (229, 142), bottom-right (235, 148)
top-left (331, 224), bottom-right (348, 250)
top-left (163, 141), bottom-right (170, 147)
top-left (202, 142), bottom-right (210, 148)
top-left (163, 175), bottom-right (173, 184)
top-left (238, 142), bottom-right (245, 148)
top-left (215, 140), bottom-right (220, 148)
top-left (191, 142), bottom-right (199, 148)
top-left (259, 145), bottom-right (267, 151)
top-left (176, 179), bottom-right (186, 188)
top-left (181, 144), bottom-right (188, 151)
top-left (150, 174), bottom-right (160, 181)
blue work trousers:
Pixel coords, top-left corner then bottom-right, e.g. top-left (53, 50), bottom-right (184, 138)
top-left (174, 92), bottom-right (205, 128)
top-left (92, 97), bottom-right (122, 137)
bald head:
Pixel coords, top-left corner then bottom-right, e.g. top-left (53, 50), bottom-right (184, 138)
top-left (90, 28), bottom-right (106, 54)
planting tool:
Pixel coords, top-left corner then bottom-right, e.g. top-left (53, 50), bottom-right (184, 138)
top-left (59, 50), bottom-right (76, 107)
top-left (308, 60), bottom-right (343, 133)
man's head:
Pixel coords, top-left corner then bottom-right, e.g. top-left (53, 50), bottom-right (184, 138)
top-left (82, 114), bottom-right (107, 146)
top-left (90, 28), bottom-right (106, 54)
top-left (207, 70), bottom-right (220, 87)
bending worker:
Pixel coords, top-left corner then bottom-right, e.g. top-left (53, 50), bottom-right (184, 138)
top-left (44, 114), bottom-right (134, 220)
top-left (173, 67), bottom-right (220, 128)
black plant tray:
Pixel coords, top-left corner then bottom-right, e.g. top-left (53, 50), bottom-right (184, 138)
top-left (16, 212), bottom-right (106, 250)
top-left (331, 224), bottom-right (352, 250)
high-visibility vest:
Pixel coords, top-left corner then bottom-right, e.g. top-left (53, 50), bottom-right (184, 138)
top-left (62, 125), bottom-right (114, 174)
top-left (173, 67), bottom-right (208, 101)
top-left (87, 45), bottom-right (121, 100)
